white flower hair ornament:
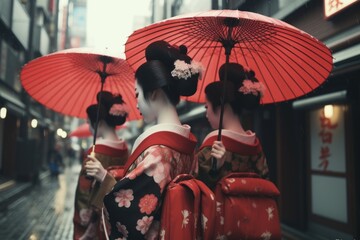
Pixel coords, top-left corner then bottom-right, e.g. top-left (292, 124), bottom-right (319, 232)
top-left (171, 60), bottom-right (204, 80)
top-left (109, 103), bottom-right (129, 116)
top-left (238, 79), bottom-right (266, 98)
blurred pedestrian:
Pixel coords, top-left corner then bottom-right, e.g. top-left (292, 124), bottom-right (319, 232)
top-left (48, 142), bottom-right (64, 179)
top-left (73, 91), bottom-right (129, 240)
top-left (66, 144), bottom-right (76, 167)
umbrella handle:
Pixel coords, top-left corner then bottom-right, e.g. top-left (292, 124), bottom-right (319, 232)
top-left (90, 145), bottom-right (95, 157)
top-left (210, 40), bottom-right (232, 176)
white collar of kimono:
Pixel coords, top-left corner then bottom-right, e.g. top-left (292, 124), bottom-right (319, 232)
top-left (96, 138), bottom-right (127, 150)
top-left (204, 129), bottom-right (256, 145)
top-left (131, 123), bottom-right (191, 154)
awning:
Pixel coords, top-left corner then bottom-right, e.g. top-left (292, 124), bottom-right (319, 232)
top-left (292, 90), bottom-right (347, 110)
top-left (0, 84), bottom-right (26, 116)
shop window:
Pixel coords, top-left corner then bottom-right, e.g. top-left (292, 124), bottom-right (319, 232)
top-left (0, 0), bottom-right (12, 28)
top-left (12, 0), bottom-right (30, 49)
top-left (0, 41), bottom-right (7, 81)
top-left (1, 41), bottom-right (24, 92)
top-left (308, 104), bottom-right (353, 233)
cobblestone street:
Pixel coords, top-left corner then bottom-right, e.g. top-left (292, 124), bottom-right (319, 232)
top-left (0, 165), bottom-right (81, 240)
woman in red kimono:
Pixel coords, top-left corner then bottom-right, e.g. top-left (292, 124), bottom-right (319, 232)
top-left (73, 91), bottom-right (129, 240)
top-left (196, 62), bottom-right (269, 190)
top-left (85, 40), bottom-right (201, 239)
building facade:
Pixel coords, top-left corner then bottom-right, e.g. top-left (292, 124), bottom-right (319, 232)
top-left (0, 0), bottom-right (69, 183)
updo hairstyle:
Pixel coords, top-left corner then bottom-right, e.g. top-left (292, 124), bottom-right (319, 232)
top-left (205, 62), bottom-right (262, 116)
top-left (86, 91), bottom-right (128, 128)
top-left (135, 40), bottom-right (201, 106)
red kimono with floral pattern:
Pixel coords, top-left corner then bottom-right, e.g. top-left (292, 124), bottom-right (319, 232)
top-left (101, 124), bottom-right (197, 240)
top-left (73, 139), bottom-right (128, 240)
top-left (196, 129), bottom-right (269, 190)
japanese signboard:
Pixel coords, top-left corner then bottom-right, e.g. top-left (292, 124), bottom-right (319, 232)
top-left (310, 105), bottom-right (346, 172)
top-left (324, 0), bottom-right (359, 18)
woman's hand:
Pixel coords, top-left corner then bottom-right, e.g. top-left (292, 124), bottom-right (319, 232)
top-left (84, 155), bottom-right (107, 182)
top-left (211, 141), bottom-right (226, 170)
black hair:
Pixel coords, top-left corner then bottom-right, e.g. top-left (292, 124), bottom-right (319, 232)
top-left (205, 62), bottom-right (261, 116)
top-left (86, 91), bottom-right (127, 128)
top-left (135, 40), bottom-right (200, 106)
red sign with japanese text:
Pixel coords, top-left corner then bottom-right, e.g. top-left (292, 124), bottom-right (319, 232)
top-left (324, 0), bottom-right (359, 18)
top-left (310, 106), bottom-right (346, 173)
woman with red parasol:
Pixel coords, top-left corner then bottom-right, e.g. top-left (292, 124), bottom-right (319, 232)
top-left (84, 40), bottom-right (201, 239)
top-left (196, 62), bottom-right (269, 190)
top-left (195, 63), bottom-right (281, 240)
top-left (73, 91), bottom-right (130, 240)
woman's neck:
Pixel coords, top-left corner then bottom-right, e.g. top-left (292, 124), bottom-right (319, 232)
top-left (156, 104), bottom-right (181, 125)
top-left (102, 128), bottom-right (119, 141)
top-left (222, 108), bottom-right (246, 134)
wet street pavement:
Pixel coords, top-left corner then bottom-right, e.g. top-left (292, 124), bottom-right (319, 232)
top-left (0, 163), bottom-right (318, 240)
top-left (0, 164), bottom-right (81, 240)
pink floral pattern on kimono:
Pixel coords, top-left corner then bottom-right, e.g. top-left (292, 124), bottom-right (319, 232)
top-left (103, 144), bottom-right (195, 240)
top-left (114, 189), bottom-right (134, 208)
top-left (139, 194), bottom-right (158, 214)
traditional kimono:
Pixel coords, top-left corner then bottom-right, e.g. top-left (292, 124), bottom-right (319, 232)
top-left (101, 124), bottom-right (197, 240)
top-left (73, 139), bottom-right (129, 240)
top-left (196, 129), bottom-right (269, 190)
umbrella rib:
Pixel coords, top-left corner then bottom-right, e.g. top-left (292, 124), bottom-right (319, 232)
top-left (32, 60), bottom-right (99, 118)
top-left (240, 24), bottom-right (300, 100)
top-left (195, 40), bottom-right (223, 103)
top-left (235, 26), bottom-right (331, 88)
top-left (266, 37), bottom-right (327, 86)
top-left (275, 26), bottom-right (333, 58)
top-left (54, 68), bottom-right (95, 117)
top-left (73, 70), bottom-right (100, 118)
top-left (261, 46), bottom-right (309, 97)
top-left (239, 36), bottom-right (282, 101)
top-left (270, 27), bottom-right (333, 76)
top-left (263, 41), bottom-right (318, 94)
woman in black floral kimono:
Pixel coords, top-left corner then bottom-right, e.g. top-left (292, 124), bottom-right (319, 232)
top-left (85, 40), bottom-right (202, 239)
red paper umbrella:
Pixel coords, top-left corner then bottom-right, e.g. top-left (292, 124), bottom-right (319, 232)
top-left (125, 9), bottom-right (333, 172)
top-left (21, 47), bottom-right (141, 121)
top-left (125, 10), bottom-right (333, 104)
top-left (69, 123), bottom-right (126, 138)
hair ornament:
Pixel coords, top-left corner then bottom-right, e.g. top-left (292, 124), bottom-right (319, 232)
top-left (109, 103), bottom-right (129, 116)
top-left (238, 79), bottom-right (265, 97)
top-left (171, 60), bottom-right (204, 80)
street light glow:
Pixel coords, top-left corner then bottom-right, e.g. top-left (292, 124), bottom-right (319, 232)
top-left (0, 107), bottom-right (7, 119)
top-left (31, 119), bottom-right (38, 128)
top-left (324, 105), bottom-right (334, 118)
top-left (57, 128), bottom-right (63, 136)
top-left (61, 131), bottom-right (67, 138)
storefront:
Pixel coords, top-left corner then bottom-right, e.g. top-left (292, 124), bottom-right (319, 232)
top-left (0, 84), bottom-right (25, 178)
top-left (275, 0), bottom-right (360, 238)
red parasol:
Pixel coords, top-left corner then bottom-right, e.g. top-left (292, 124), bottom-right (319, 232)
top-left (20, 47), bottom-right (141, 121)
top-left (125, 10), bottom-right (333, 104)
top-left (69, 123), bottom-right (127, 138)
top-left (125, 9), bottom-right (333, 172)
